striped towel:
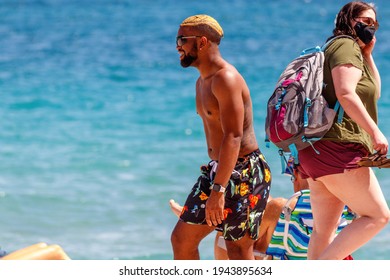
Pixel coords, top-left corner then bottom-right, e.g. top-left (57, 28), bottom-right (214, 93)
top-left (266, 189), bottom-right (355, 260)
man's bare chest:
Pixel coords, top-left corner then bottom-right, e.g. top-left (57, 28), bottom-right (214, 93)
top-left (196, 87), bottom-right (219, 117)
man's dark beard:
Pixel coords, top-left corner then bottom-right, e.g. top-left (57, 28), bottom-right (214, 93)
top-left (180, 42), bottom-right (198, 68)
top-left (180, 53), bottom-right (197, 68)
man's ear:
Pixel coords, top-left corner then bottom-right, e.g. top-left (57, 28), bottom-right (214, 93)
top-left (198, 36), bottom-right (208, 50)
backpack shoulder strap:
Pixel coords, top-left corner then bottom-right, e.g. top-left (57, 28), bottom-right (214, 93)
top-left (334, 101), bottom-right (344, 123)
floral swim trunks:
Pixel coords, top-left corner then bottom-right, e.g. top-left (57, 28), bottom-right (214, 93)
top-left (179, 149), bottom-right (272, 241)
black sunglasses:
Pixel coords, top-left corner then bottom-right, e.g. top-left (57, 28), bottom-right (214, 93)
top-left (176, 35), bottom-right (202, 47)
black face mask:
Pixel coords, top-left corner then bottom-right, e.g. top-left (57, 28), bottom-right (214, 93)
top-left (354, 22), bottom-right (376, 44)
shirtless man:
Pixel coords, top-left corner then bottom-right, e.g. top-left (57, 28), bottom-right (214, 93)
top-left (171, 14), bottom-right (272, 260)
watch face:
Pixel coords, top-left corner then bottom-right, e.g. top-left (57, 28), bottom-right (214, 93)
top-left (212, 184), bottom-right (224, 192)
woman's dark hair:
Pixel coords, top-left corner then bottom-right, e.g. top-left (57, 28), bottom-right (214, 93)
top-left (333, 1), bottom-right (377, 38)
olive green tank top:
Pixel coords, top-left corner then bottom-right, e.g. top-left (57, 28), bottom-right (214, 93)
top-left (321, 37), bottom-right (378, 153)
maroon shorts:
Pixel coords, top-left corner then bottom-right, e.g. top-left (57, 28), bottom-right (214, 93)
top-left (297, 141), bottom-right (369, 180)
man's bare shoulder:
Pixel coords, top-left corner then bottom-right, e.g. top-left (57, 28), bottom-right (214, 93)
top-left (213, 63), bottom-right (240, 79)
top-left (212, 64), bottom-right (245, 89)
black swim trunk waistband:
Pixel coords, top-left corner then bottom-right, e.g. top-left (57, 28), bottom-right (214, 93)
top-left (237, 148), bottom-right (261, 162)
top-left (209, 149), bottom-right (261, 164)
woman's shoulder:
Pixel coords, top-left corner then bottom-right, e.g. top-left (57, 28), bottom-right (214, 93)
top-left (325, 36), bottom-right (362, 67)
top-left (326, 36), bottom-right (360, 54)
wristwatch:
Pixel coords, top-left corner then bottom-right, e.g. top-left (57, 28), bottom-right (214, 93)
top-left (212, 183), bottom-right (226, 193)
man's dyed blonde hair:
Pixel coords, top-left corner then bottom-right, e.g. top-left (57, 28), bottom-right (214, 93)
top-left (180, 14), bottom-right (224, 44)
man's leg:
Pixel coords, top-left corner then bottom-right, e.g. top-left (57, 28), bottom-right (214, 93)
top-left (224, 233), bottom-right (255, 260)
top-left (214, 232), bottom-right (229, 260)
top-left (171, 220), bottom-right (214, 260)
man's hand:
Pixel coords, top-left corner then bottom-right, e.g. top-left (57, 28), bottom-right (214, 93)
top-left (205, 191), bottom-right (225, 227)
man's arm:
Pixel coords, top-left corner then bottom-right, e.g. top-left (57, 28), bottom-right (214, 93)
top-left (205, 68), bottom-right (244, 227)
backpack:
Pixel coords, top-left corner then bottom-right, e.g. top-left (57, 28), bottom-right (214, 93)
top-left (265, 36), bottom-right (348, 164)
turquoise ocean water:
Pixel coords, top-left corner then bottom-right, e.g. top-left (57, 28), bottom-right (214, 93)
top-left (0, 0), bottom-right (389, 260)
